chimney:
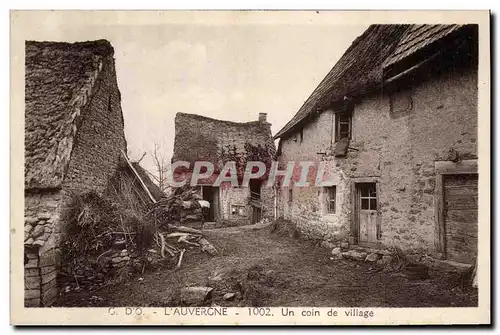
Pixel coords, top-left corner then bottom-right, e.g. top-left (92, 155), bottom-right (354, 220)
top-left (258, 113), bottom-right (267, 124)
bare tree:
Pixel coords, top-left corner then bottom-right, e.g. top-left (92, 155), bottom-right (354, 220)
top-left (149, 143), bottom-right (170, 192)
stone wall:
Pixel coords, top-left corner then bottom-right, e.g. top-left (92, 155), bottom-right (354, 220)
top-left (62, 55), bottom-right (127, 195)
top-left (277, 65), bottom-right (477, 254)
top-left (219, 182), bottom-right (275, 224)
top-left (172, 113), bottom-right (276, 178)
top-left (260, 186), bottom-right (275, 220)
top-left (24, 55), bottom-right (128, 307)
top-left (220, 184), bottom-right (251, 224)
top-left (24, 190), bottom-right (63, 307)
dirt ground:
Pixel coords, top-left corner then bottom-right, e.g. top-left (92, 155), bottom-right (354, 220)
top-left (56, 224), bottom-right (477, 307)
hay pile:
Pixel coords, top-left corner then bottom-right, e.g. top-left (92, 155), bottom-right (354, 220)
top-left (59, 191), bottom-right (156, 290)
top-left (59, 182), bottom-right (217, 292)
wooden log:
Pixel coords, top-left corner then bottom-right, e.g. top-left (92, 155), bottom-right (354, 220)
top-left (199, 238), bottom-right (218, 256)
top-left (177, 249), bottom-right (186, 268)
top-left (166, 232), bottom-right (191, 238)
top-left (121, 150), bottom-right (156, 204)
top-left (178, 235), bottom-right (199, 246)
top-left (167, 224), bottom-right (203, 235)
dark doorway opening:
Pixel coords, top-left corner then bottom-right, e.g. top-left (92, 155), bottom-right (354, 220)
top-left (202, 186), bottom-right (219, 222)
top-left (249, 180), bottom-right (262, 224)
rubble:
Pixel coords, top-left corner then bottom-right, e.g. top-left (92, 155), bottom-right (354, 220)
top-left (365, 253), bottom-right (380, 262)
top-left (331, 247), bottom-right (343, 260)
top-left (377, 255), bottom-right (394, 266)
top-left (342, 250), bottom-right (367, 261)
top-left (223, 293), bottom-right (236, 301)
top-left (180, 286), bottom-right (213, 306)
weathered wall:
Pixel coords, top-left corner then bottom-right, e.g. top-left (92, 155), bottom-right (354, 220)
top-left (62, 55), bottom-right (127, 195)
top-left (278, 66), bottom-right (477, 254)
top-left (24, 190), bottom-right (63, 307)
top-left (24, 55), bottom-right (128, 307)
top-left (219, 182), bottom-right (275, 224)
top-left (220, 184), bottom-right (251, 224)
top-left (172, 113), bottom-right (276, 178)
top-left (260, 186), bottom-right (275, 220)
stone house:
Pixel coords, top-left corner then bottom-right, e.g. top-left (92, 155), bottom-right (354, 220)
top-left (274, 24), bottom-right (478, 264)
top-left (24, 40), bottom-right (128, 306)
top-left (172, 112), bottom-right (276, 224)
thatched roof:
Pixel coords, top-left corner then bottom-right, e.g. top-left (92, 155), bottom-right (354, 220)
top-left (274, 24), bottom-right (464, 139)
top-left (25, 39), bottom-right (114, 189)
top-left (383, 24), bottom-right (463, 70)
top-left (172, 113), bottom-right (276, 178)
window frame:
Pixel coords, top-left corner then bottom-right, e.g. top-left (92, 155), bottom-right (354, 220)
top-left (359, 184), bottom-right (377, 210)
top-left (335, 110), bottom-right (352, 142)
top-left (231, 204), bottom-right (246, 216)
top-left (325, 186), bottom-right (337, 214)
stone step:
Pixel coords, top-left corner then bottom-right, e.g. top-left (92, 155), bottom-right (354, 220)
top-left (350, 246), bottom-right (392, 256)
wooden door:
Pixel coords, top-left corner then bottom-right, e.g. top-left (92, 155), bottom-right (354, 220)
top-left (357, 183), bottom-right (380, 246)
top-left (444, 174), bottom-right (478, 264)
top-left (251, 206), bottom-right (262, 224)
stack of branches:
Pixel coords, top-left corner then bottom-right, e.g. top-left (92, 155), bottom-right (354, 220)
top-left (146, 186), bottom-right (205, 229)
top-left (154, 224), bottom-right (218, 269)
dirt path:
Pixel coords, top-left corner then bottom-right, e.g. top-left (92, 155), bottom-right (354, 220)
top-left (57, 224), bottom-right (477, 307)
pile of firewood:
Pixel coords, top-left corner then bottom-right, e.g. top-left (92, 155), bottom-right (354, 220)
top-left (147, 187), bottom-right (205, 228)
top-left (154, 224), bottom-right (218, 268)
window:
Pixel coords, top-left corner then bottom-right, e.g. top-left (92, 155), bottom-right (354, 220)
top-left (231, 205), bottom-right (245, 216)
top-left (288, 188), bottom-right (293, 203)
top-left (360, 184), bottom-right (377, 210)
top-left (293, 129), bottom-right (304, 144)
top-left (335, 111), bottom-right (352, 141)
top-left (325, 186), bottom-right (336, 214)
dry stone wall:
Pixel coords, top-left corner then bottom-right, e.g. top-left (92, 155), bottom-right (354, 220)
top-left (62, 56), bottom-right (127, 195)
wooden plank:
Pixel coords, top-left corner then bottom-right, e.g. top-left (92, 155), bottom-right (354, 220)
top-left (350, 182), bottom-right (357, 243)
top-left (445, 186), bottom-right (478, 196)
top-left (446, 226), bottom-right (478, 238)
top-left (446, 209), bottom-right (478, 224)
top-left (435, 160), bottom-right (478, 174)
top-left (435, 174), bottom-right (445, 254)
top-left (447, 249), bottom-right (476, 264)
top-left (359, 212), bottom-right (369, 242)
top-left (444, 173), bottom-right (478, 185)
top-left (445, 196), bottom-right (478, 210)
top-left (121, 150), bottom-right (156, 204)
top-left (367, 211), bottom-right (378, 242)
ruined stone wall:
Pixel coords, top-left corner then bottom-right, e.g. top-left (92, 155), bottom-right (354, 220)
top-left (62, 55), bottom-right (127, 195)
top-left (24, 190), bottom-right (63, 307)
top-left (278, 66), bottom-right (477, 253)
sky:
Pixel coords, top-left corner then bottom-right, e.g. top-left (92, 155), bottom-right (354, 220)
top-left (114, 23), bottom-right (368, 173)
top-left (16, 12), bottom-right (368, 174)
